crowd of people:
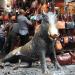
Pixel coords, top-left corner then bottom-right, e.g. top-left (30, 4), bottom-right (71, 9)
top-left (0, 0), bottom-right (43, 54)
top-left (0, 11), bottom-right (32, 53)
top-left (0, 0), bottom-right (75, 55)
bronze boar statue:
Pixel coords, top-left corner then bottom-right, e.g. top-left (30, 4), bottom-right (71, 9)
top-left (2, 11), bottom-right (61, 74)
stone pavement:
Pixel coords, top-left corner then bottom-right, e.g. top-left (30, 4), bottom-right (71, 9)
top-left (0, 62), bottom-right (75, 75)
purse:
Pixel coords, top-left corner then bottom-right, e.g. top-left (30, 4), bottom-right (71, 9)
top-left (57, 53), bottom-right (72, 65)
top-left (70, 52), bottom-right (75, 64)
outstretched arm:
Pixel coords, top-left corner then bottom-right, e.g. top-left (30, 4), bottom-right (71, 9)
top-left (24, 17), bottom-right (32, 25)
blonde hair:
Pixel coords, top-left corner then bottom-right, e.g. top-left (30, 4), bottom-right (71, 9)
top-left (19, 9), bottom-right (25, 15)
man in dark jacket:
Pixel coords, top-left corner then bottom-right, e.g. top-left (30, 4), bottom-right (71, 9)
top-left (0, 25), bottom-right (5, 52)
